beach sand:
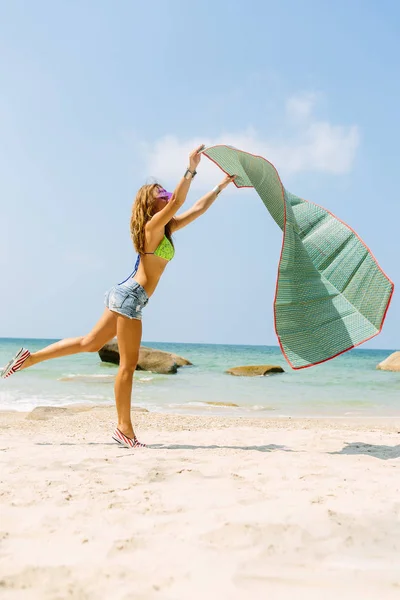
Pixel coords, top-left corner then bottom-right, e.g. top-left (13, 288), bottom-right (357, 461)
top-left (1, 406), bottom-right (399, 600)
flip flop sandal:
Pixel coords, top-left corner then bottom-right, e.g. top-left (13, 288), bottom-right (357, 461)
top-left (112, 427), bottom-right (146, 448)
top-left (1, 348), bottom-right (31, 379)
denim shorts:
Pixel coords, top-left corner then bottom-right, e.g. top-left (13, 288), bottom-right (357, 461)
top-left (104, 279), bottom-right (149, 320)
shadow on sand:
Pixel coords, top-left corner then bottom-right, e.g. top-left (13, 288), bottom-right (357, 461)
top-left (35, 442), bottom-right (293, 453)
top-left (329, 442), bottom-right (400, 460)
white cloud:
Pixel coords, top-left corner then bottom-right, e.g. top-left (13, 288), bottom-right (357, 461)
top-left (140, 93), bottom-right (359, 188)
top-left (286, 92), bottom-right (318, 121)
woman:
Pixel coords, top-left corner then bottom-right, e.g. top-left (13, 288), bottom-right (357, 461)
top-left (1, 144), bottom-right (235, 448)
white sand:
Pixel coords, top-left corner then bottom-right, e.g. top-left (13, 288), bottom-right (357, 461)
top-left (0, 406), bottom-right (399, 600)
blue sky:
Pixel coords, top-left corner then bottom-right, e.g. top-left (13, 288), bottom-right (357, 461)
top-left (0, 0), bottom-right (399, 350)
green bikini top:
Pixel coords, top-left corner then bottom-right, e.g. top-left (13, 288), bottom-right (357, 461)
top-left (144, 235), bottom-right (175, 261)
top-left (120, 235), bottom-right (174, 285)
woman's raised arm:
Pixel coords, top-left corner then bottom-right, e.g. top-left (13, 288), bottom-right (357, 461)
top-left (147, 144), bottom-right (205, 232)
top-left (171, 174), bottom-right (236, 232)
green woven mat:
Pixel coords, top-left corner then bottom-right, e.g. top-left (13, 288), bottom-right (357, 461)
top-left (203, 145), bottom-right (394, 369)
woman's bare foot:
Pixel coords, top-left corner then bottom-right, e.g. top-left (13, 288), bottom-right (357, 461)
top-left (118, 423), bottom-right (135, 438)
top-left (19, 355), bottom-right (34, 370)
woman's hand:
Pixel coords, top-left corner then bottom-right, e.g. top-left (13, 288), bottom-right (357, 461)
top-left (218, 174), bottom-right (236, 191)
top-left (188, 144), bottom-right (205, 172)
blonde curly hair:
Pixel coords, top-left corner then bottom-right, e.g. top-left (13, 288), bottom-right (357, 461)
top-left (130, 183), bottom-right (174, 254)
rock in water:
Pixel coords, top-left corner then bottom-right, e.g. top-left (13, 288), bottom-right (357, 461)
top-left (137, 347), bottom-right (178, 375)
top-left (376, 352), bottom-right (400, 372)
top-left (98, 339), bottom-right (119, 365)
top-left (98, 339), bottom-right (192, 375)
top-left (226, 365), bottom-right (284, 376)
top-left (140, 346), bottom-right (192, 367)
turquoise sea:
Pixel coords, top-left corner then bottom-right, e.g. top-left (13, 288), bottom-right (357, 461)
top-left (0, 338), bottom-right (398, 417)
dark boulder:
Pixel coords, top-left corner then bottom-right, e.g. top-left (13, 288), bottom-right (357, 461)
top-left (98, 339), bottom-right (192, 375)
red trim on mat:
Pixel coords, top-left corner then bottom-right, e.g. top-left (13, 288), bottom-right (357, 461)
top-left (203, 145), bottom-right (395, 370)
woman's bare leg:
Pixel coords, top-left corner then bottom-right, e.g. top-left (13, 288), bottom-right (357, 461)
top-left (21, 309), bottom-right (118, 369)
top-left (114, 314), bottom-right (142, 439)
